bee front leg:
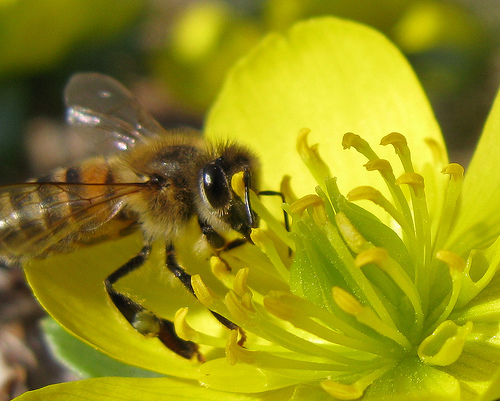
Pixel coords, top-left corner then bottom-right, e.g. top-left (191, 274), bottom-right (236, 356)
top-left (105, 245), bottom-right (202, 361)
top-left (166, 243), bottom-right (246, 345)
top-left (198, 218), bottom-right (248, 251)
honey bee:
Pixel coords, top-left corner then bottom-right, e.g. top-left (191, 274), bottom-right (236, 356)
top-left (0, 73), bottom-right (262, 361)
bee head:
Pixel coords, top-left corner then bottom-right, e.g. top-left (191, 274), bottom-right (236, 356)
top-left (198, 144), bottom-right (259, 241)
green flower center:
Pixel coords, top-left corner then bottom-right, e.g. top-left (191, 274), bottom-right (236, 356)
top-left (174, 129), bottom-right (497, 399)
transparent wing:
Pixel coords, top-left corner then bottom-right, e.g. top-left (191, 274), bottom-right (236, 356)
top-left (0, 181), bottom-right (146, 260)
top-left (65, 73), bottom-right (167, 153)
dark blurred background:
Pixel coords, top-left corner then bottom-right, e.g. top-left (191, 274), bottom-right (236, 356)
top-left (0, 0), bottom-right (499, 399)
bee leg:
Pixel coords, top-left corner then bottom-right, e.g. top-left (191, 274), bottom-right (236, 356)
top-left (199, 218), bottom-right (248, 251)
top-left (166, 243), bottom-right (246, 346)
top-left (105, 245), bottom-right (202, 361)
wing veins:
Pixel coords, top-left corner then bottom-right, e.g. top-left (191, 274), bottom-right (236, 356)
top-left (0, 181), bottom-right (150, 257)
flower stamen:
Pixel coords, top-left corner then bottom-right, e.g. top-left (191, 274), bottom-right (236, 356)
top-left (289, 194), bottom-right (323, 216)
top-left (191, 274), bottom-right (216, 307)
top-left (210, 256), bottom-right (233, 285)
top-left (174, 307), bottom-right (199, 342)
top-left (174, 307), bottom-right (227, 349)
top-left (251, 229), bottom-right (290, 281)
top-left (396, 172), bottom-right (432, 301)
top-left (335, 212), bottom-right (371, 254)
top-left (233, 268), bottom-right (251, 298)
top-left (424, 251), bottom-right (465, 329)
top-left (332, 287), bottom-right (412, 350)
top-left (343, 134), bottom-right (416, 254)
top-left (355, 248), bottom-right (424, 332)
top-left (297, 128), bottom-right (331, 189)
top-left (342, 132), bottom-right (378, 160)
top-left (347, 186), bottom-right (416, 243)
top-left (380, 132), bottom-right (413, 173)
top-left (433, 163), bottom-right (464, 254)
top-left (263, 291), bottom-right (396, 357)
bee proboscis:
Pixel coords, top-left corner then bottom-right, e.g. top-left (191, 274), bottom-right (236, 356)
top-left (0, 73), bottom-right (264, 361)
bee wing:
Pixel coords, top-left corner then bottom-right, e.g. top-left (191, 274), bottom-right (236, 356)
top-left (0, 181), bottom-right (145, 261)
top-left (65, 73), bottom-right (166, 153)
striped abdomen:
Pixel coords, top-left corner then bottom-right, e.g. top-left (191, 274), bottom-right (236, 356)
top-left (0, 157), bottom-right (139, 264)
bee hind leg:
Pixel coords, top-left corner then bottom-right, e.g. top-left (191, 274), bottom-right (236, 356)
top-left (105, 245), bottom-right (202, 361)
top-left (166, 243), bottom-right (246, 346)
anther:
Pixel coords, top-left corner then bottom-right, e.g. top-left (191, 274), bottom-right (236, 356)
top-left (433, 163), bottom-right (464, 254)
top-left (380, 132), bottom-right (407, 147)
top-left (381, 132), bottom-right (415, 173)
top-left (347, 186), bottom-right (383, 203)
top-left (396, 173), bottom-right (425, 193)
top-left (441, 163), bottom-right (464, 181)
top-left (347, 186), bottom-right (407, 232)
top-left (332, 286), bottom-right (363, 316)
top-left (240, 292), bottom-right (254, 311)
top-left (320, 379), bottom-right (365, 400)
top-left (233, 268), bottom-right (250, 298)
top-left (380, 132), bottom-right (410, 161)
top-left (355, 247), bottom-right (388, 269)
top-left (174, 308), bottom-right (199, 342)
top-left (335, 212), bottom-right (370, 254)
top-left (312, 201), bottom-right (328, 226)
top-left (342, 132), bottom-right (378, 160)
top-left (296, 128), bottom-right (331, 185)
top-left (289, 194), bottom-right (324, 216)
top-left (211, 257), bottom-right (231, 281)
top-left (333, 288), bottom-right (412, 349)
top-left (225, 290), bottom-right (255, 321)
top-left (436, 250), bottom-right (466, 275)
top-left (364, 159), bottom-right (393, 173)
top-left (225, 329), bottom-right (255, 365)
top-left (191, 274), bottom-right (215, 307)
top-left (342, 132), bottom-right (363, 149)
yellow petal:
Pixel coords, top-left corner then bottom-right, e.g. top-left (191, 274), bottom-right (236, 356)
top-left (206, 17), bottom-right (445, 202)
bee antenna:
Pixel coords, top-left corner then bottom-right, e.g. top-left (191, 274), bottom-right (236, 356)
top-left (257, 190), bottom-right (290, 233)
top-left (256, 189), bottom-right (292, 256)
top-left (243, 167), bottom-right (257, 230)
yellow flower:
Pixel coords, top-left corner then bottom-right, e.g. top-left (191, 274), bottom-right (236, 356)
top-left (16, 17), bottom-right (500, 400)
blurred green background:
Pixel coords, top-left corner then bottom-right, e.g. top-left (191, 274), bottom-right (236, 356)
top-left (0, 0), bottom-right (498, 184)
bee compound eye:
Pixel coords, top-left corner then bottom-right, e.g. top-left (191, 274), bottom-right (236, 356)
top-left (202, 163), bottom-right (231, 209)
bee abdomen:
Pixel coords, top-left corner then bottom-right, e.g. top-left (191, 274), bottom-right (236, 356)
top-left (0, 182), bottom-right (46, 264)
top-left (0, 158), bottom-right (136, 262)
